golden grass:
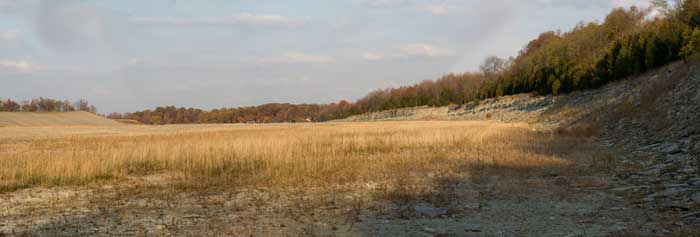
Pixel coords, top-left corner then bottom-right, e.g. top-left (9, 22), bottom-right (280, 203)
top-left (0, 121), bottom-right (601, 192)
top-left (0, 111), bottom-right (122, 127)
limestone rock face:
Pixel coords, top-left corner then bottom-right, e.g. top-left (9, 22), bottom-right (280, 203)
top-left (343, 61), bottom-right (700, 228)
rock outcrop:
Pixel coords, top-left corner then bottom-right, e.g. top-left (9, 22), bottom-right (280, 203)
top-left (343, 61), bottom-right (700, 229)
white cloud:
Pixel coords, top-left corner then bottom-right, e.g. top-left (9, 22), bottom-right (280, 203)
top-left (34, 1), bottom-right (129, 51)
top-left (362, 52), bottom-right (385, 61)
top-left (366, 0), bottom-right (406, 8)
top-left (361, 44), bottom-right (452, 60)
top-left (0, 29), bottom-right (17, 40)
top-left (424, 2), bottom-right (450, 15)
top-left (612, 0), bottom-right (653, 9)
top-left (233, 13), bottom-right (291, 25)
top-left (398, 43), bottom-right (452, 57)
top-left (284, 52), bottom-right (332, 63)
top-left (0, 0), bottom-right (37, 12)
top-left (127, 58), bottom-right (145, 66)
top-left (133, 12), bottom-right (293, 26)
top-left (0, 59), bottom-right (41, 73)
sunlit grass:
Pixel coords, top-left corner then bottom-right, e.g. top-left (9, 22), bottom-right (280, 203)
top-left (0, 121), bottom-right (598, 192)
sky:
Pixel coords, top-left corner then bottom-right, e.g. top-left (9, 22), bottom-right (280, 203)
top-left (0, 0), bottom-right (654, 113)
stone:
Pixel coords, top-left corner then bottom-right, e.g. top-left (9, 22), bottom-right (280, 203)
top-left (658, 143), bottom-right (682, 154)
top-left (414, 203), bottom-right (448, 218)
top-left (554, 177), bottom-right (569, 186)
top-left (664, 183), bottom-right (689, 189)
top-left (398, 206), bottom-right (417, 219)
top-left (610, 186), bottom-right (645, 194)
top-left (682, 211), bottom-right (700, 219)
top-left (692, 192), bottom-right (700, 205)
top-left (663, 188), bottom-right (691, 198)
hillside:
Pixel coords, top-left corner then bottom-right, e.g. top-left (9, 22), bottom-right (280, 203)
top-left (344, 61), bottom-right (700, 227)
top-left (345, 61), bottom-right (699, 160)
top-left (0, 111), bottom-right (122, 127)
top-left (343, 61), bottom-right (699, 134)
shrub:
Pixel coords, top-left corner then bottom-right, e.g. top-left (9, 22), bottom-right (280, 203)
top-left (681, 27), bottom-right (700, 61)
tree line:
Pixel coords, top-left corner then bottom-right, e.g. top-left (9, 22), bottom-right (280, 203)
top-left (110, 103), bottom-right (353, 125)
top-left (350, 0), bottom-right (700, 115)
top-left (116, 73), bottom-right (485, 125)
top-left (479, 0), bottom-right (700, 98)
top-left (0, 98), bottom-right (97, 113)
top-left (123, 0), bottom-right (700, 124)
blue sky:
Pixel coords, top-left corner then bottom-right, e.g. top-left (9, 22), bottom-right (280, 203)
top-left (0, 0), bottom-right (654, 113)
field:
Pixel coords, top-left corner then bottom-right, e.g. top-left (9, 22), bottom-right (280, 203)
top-left (1, 121), bottom-right (595, 192)
top-left (0, 111), bottom-right (122, 127)
top-left (1, 120), bottom-right (649, 236)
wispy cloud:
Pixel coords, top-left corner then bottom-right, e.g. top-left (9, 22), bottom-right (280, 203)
top-left (0, 29), bottom-right (18, 40)
top-left (0, 0), bottom-right (38, 13)
top-left (366, 0), bottom-right (406, 8)
top-left (133, 12), bottom-right (294, 26)
top-left (362, 52), bottom-right (385, 61)
top-left (0, 59), bottom-right (41, 73)
top-left (612, 0), bottom-right (653, 9)
top-left (362, 43), bottom-right (452, 60)
top-left (284, 52), bottom-right (333, 63)
top-left (424, 2), bottom-right (450, 15)
top-left (398, 43), bottom-right (452, 57)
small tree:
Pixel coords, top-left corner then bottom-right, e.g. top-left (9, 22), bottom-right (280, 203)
top-left (479, 56), bottom-right (508, 80)
top-left (107, 112), bottom-right (123, 119)
top-left (8, 100), bottom-right (20, 112)
top-left (75, 99), bottom-right (90, 112)
top-left (552, 79), bottom-right (562, 95)
top-left (21, 100), bottom-right (38, 112)
top-left (676, 0), bottom-right (700, 28)
top-left (150, 116), bottom-right (162, 125)
top-left (61, 100), bottom-right (75, 112)
top-left (681, 27), bottom-right (700, 61)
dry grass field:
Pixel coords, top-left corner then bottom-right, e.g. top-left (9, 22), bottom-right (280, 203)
top-left (4, 121), bottom-right (650, 236)
top-left (0, 121), bottom-right (606, 193)
top-left (0, 111), bottom-right (122, 127)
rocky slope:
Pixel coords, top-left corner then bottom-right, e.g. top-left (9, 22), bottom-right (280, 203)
top-left (344, 61), bottom-right (700, 232)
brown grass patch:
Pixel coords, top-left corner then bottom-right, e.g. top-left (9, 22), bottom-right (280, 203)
top-left (555, 121), bottom-right (602, 138)
top-left (0, 111), bottom-right (121, 127)
top-left (0, 121), bottom-right (598, 192)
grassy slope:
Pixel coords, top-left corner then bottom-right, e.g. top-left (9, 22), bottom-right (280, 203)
top-left (0, 111), bottom-right (122, 127)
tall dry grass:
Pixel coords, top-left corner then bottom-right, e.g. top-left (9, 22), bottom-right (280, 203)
top-left (0, 121), bottom-right (599, 192)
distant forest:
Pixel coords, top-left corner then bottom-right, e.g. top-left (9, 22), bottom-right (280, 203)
top-left (111, 103), bottom-right (353, 124)
top-left (18, 1), bottom-right (700, 125)
top-left (0, 98), bottom-right (97, 114)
